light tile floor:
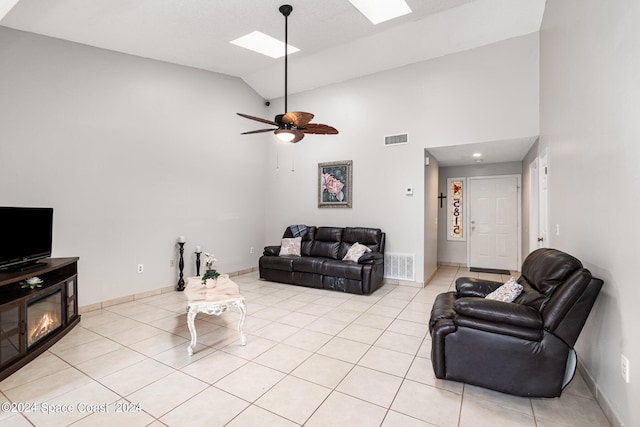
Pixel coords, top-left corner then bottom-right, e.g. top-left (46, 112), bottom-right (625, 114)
top-left (0, 267), bottom-right (611, 426)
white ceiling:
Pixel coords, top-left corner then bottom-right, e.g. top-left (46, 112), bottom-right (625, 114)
top-left (0, 0), bottom-right (545, 166)
top-left (1, 0), bottom-right (545, 100)
top-left (428, 137), bottom-right (538, 167)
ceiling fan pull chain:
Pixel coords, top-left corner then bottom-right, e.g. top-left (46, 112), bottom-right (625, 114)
top-left (291, 143), bottom-right (295, 172)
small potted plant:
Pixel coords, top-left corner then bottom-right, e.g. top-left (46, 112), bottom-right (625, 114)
top-left (20, 276), bottom-right (43, 290)
top-left (201, 252), bottom-right (220, 288)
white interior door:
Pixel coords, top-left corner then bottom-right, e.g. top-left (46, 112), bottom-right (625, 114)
top-left (529, 157), bottom-right (540, 252)
top-left (538, 150), bottom-right (549, 248)
top-left (469, 176), bottom-right (520, 270)
top-left (528, 150), bottom-right (549, 252)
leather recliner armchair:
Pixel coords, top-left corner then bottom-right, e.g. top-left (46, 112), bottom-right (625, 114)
top-left (429, 248), bottom-right (603, 397)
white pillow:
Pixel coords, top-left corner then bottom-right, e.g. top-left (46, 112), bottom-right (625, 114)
top-left (342, 242), bottom-right (372, 262)
top-left (279, 237), bottom-right (302, 256)
top-left (485, 277), bottom-right (523, 302)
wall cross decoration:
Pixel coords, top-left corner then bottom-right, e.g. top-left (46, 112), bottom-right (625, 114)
top-left (438, 192), bottom-right (446, 208)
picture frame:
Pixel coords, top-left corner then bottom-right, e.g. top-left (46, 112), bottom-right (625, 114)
top-left (318, 160), bottom-right (352, 208)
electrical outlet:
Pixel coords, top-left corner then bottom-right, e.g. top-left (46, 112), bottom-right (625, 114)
top-left (169, 260), bottom-right (175, 268)
top-left (621, 354), bottom-right (630, 383)
top-left (250, 247), bottom-right (255, 254)
top-left (137, 264), bottom-right (144, 273)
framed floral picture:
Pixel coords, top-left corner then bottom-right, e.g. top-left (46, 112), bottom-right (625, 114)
top-left (318, 160), bottom-right (352, 208)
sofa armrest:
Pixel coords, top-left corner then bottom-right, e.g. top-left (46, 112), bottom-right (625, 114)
top-left (358, 251), bottom-right (384, 264)
top-left (263, 246), bottom-right (280, 256)
top-left (453, 297), bottom-right (543, 329)
top-left (455, 277), bottom-right (503, 297)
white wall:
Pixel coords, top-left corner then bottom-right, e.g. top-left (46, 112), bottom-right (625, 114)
top-left (424, 150), bottom-right (439, 282)
top-left (540, 1), bottom-right (639, 424)
top-left (0, 28), bottom-right (539, 300)
top-left (0, 28), bottom-right (268, 306)
top-left (437, 162), bottom-right (523, 265)
top-left (264, 33), bottom-right (539, 283)
top-left (520, 138), bottom-right (539, 259)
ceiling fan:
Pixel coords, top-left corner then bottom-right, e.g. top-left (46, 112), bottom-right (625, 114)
top-left (237, 4), bottom-right (339, 143)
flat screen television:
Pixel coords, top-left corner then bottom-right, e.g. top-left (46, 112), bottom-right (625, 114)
top-left (0, 207), bottom-right (53, 271)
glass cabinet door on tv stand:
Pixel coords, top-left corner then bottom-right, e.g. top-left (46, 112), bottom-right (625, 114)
top-left (0, 300), bottom-right (25, 367)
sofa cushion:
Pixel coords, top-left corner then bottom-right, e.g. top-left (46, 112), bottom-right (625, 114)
top-left (260, 256), bottom-right (295, 272)
top-left (339, 227), bottom-right (383, 258)
top-left (342, 242), bottom-right (372, 262)
top-left (485, 277), bottom-right (523, 302)
top-left (321, 259), bottom-right (363, 280)
top-left (520, 248), bottom-right (582, 296)
top-left (279, 237), bottom-right (301, 256)
top-left (301, 226), bottom-right (316, 256)
top-left (293, 257), bottom-right (327, 274)
top-left (310, 227), bottom-right (343, 259)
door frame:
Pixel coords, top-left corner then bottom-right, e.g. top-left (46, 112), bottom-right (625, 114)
top-left (466, 174), bottom-right (522, 270)
top-left (528, 149), bottom-right (550, 252)
top-left (529, 157), bottom-right (540, 252)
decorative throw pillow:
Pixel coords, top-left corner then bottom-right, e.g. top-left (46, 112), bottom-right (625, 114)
top-left (485, 277), bottom-right (523, 302)
top-left (279, 237), bottom-right (302, 256)
top-left (342, 242), bottom-right (372, 262)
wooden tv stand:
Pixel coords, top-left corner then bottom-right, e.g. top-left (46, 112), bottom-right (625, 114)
top-left (0, 257), bottom-right (80, 381)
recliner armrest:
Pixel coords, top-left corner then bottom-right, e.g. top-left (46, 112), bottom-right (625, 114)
top-left (358, 252), bottom-right (384, 264)
top-left (263, 246), bottom-right (280, 256)
top-left (456, 277), bottom-right (503, 297)
top-left (454, 298), bottom-right (543, 329)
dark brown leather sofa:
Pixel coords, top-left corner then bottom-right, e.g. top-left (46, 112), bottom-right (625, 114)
top-left (259, 226), bottom-right (385, 295)
top-left (429, 248), bottom-right (603, 397)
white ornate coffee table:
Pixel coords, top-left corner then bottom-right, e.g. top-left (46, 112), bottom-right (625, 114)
top-left (184, 277), bottom-right (247, 355)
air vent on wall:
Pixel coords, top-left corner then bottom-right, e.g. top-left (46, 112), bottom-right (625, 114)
top-left (384, 133), bottom-right (408, 146)
top-left (384, 252), bottom-right (415, 281)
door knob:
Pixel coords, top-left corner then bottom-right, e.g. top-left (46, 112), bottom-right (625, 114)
top-left (537, 237), bottom-right (544, 242)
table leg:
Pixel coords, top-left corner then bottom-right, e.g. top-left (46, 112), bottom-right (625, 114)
top-left (236, 300), bottom-right (247, 346)
top-left (187, 306), bottom-right (197, 356)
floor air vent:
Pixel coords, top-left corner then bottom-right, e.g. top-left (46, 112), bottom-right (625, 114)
top-left (384, 252), bottom-right (415, 281)
top-left (384, 133), bottom-right (408, 146)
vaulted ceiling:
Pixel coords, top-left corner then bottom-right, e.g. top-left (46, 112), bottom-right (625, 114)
top-left (1, 0), bottom-right (545, 100)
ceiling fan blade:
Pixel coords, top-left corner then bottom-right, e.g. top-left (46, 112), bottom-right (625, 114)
top-left (291, 130), bottom-right (305, 143)
top-left (300, 123), bottom-right (339, 135)
top-left (282, 111), bottom-right (314, 127)
top-left (237, 113), bottom-right (278, 126)
top-left (241, 128), bottom-right (277, 135)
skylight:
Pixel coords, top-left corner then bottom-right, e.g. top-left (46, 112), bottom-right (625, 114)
top-left (0, 0), bottom-right (20, 21)
top-left (349, 0), bottom-right (412, 25)
top-left (230, 31), bottom-right (300, 59)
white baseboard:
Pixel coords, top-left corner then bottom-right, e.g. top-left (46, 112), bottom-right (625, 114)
top-left (577, 360), bottom-right (622, 427)
top-left (79, 266), bottom-right (258, 314)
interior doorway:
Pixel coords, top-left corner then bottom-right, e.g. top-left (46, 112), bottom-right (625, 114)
top-left (529, 148), bottom-right (549, 252)
top-left (468, 175), bottom-right (521, 271)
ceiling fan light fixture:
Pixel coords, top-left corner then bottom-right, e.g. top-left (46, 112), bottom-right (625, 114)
top-left (275, 129), bottom-right (296, 142)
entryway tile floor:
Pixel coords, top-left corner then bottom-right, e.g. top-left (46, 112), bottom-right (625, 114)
top-left (0, 267), bottom-right (611, 426)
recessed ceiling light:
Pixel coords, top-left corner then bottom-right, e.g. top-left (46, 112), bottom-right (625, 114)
top-left (349, 0), bottom-right (412, 25)
top-left (230, 31), bottom-right (300, 59)
top-left (472, 152), bottom-right (482, 158)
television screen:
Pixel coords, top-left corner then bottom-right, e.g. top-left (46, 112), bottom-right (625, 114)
top-left (0, 207), bottom-right (53, 270)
